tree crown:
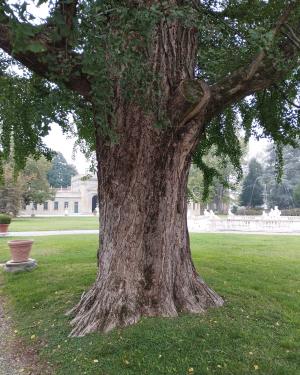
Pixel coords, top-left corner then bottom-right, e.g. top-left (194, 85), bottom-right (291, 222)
top-left (0, 0), bottom-right (300, 182)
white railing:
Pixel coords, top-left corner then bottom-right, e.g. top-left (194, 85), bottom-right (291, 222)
top-left (188, 215), bottom-right (300, 233)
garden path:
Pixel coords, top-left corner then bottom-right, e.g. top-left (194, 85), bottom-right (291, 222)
top-left (2, 229), bottom-right (300, 237)
top-left (0, 296), bottom-right (26, 374)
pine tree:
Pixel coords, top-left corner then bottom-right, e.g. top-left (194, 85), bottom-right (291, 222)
top-left (263, 145), bottom-right (300, 208)
top-left (294, 184), bottom-right (300, 208)
top-left (47, 152), bottom-right (77, 188)
top-left (240, 159), bottom-right (264, 208)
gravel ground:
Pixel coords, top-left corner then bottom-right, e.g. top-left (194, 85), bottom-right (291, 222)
top-left (0, 270), bottom-right (53, 375)
top-left (0, 295), bottom-right (25, 375)
top-left (2, 229), bottom-right (300, 237)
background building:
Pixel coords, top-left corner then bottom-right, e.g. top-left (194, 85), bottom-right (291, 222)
top-left (21, 173), bottom-right (201, 217)
top-left (21, 175), bottom-right (98, 216)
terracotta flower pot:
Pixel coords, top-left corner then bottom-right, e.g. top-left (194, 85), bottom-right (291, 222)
top-left (8, 240), bottom-right (34, 263)
top-left (0, 223), bottom-right (9, 235)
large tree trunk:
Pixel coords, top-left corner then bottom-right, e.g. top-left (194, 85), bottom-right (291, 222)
top-left (68, 103), bottom-right (224, 336)
top-left (67, 16), bottom-right (224, 337)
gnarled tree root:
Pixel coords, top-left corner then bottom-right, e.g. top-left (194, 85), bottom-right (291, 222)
top-left (67, 274), bottom-right (224, 337)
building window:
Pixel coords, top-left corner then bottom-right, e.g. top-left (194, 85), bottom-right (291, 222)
top-left (74, 202), bottom-right (79, 213)
top-left (33, 202), bottom-right (37, 210)
top-left (54, 201), bottom-right (59, 210)
top-left (64, 202), bottom-right (69, 209)
top-left (43, 202), bottom-right (48, 210)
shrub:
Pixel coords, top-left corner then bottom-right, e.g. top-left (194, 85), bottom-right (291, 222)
top-left (281, 208), bottom-right (300, 216)
top-left (236, 208), bottom-right (263, 216)
top-left (0, 214), bottom-right (12, 224)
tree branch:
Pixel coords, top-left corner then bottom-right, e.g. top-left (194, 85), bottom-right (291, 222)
top-left (57, 0), bottom-right (78, 31)
top-left (0, 1), bottom-right (90, 97)
top-left (52, 0), bottom-right (79, 47)
top-left (168, 2), bottom-right (300, 145)
top-left (205, 1), bottom-right (300, 121)
top-left (177, 80), bottom-right (211, 128)
top-left (191, 0), bottom-right (246, 40)
top-left (274, 83), bottom-right (300, 109)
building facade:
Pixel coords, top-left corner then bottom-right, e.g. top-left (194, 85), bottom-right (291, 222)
top-left (21, 175), bottom-right (98, 216)
top-left (21, 173), bottom-right (202, 217)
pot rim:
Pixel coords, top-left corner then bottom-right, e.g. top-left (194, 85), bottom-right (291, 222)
top-left (8, 240), bottom-right (34, 245)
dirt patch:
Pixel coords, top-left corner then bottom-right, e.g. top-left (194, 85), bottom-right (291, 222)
top-left (0, 276), bottom-right (54, 375)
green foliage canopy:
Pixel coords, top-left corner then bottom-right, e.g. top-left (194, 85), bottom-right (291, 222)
top-left (0, 1), bottom-right (300, 185)
top-left (188, 141), bottom-right (247, 208)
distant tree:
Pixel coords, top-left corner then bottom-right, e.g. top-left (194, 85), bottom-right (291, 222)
top-left (188, 164), bottom-right (231, 213)
top-left (0, 163), bottom-right (24, 216)
top-left (294, 184), bottom-right (300, 208)
top-left (187, 165), bottom-right (205, 204)
top-left (22, 157), bottom-right (55, 205)
top-left (188, 143), bottom-right (245, 213)
top-left (0, 157), bottom-right (54, 214)
top-left (263, 144), bottom-right (300, 209)
top-left (240, 159), bottom-right (264, 208)
top-left (47, 152), bottom-right (77, 188)
top-left (211, 183), bottom-right (231, 214)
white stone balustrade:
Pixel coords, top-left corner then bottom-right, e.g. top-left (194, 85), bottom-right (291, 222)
top-left (187, 208), bottom-right (300, 233)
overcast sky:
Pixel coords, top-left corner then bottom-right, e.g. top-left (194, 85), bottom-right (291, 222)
top-left (44, 125), bottom-right (90, 174)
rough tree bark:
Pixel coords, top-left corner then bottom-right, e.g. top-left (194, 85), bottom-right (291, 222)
top-left (69, 108), bottom-right (223, 336)
top-left (68, 19), bottom-right (225, 336)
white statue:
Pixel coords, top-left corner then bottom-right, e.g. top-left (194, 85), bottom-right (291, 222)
top-left (209, 210), bottom-right (216, 217)
top-left (274, 206), bottom-right (281, 217)
top-left (93, 204), bottom-right (99, 216)
top-left (269, 206), bottom-right (281, 218)
top-left (228, 209), bottom-right (235, 217)
top-left (269, 206), bottom-right (281, 219)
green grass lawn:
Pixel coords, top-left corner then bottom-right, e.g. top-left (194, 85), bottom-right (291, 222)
top-left (9, 216), bottom-right (99, 232)
top-left (0, 234), bottom-right (299, 375)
